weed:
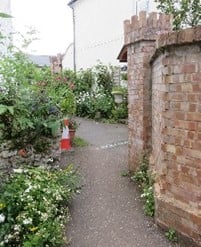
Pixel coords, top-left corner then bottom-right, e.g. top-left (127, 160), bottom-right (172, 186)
top-left (73, 136), bottom-right (88, 147)
top-left (165, 228), bottom-right (178, 242)
top-left (131, 153), bottom-right (155, 217)
top-left (121, 170), bottom-right (130, 177)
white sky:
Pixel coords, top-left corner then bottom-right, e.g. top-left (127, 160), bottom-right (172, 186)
top-left (11, 0), bottom-right (73, 55)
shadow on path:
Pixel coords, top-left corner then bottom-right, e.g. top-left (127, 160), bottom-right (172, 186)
top-left (62, 118), bottom-right (173, 247)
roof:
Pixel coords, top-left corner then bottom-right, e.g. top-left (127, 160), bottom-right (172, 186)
top-left (27, 54), bottom-right (51, 67)
top-left (117, 45), bottom-right (128, 62)
top-left (68, 0), bottom-right (78, 6)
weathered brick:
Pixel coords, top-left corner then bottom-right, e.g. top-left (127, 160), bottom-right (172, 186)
top-left (125, 12), bottom-right (200, 245)
top-left (181, 64), bottom-right (196, 74)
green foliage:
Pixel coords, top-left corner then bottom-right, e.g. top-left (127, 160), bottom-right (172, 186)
top-left (165, 228), bottom-right (178, 242)
top-left (73, 68), bottom-right (95, 95)
top-left (0, 51), bottom-right (76, 149)
top-left (76, 87), bottom-right (114, 119)
top-left (0, 165), bottom-right (80, 246)
top-left (46, 73), bottom-right (76, 117)
top-left (121, 72), bottom-right (127, 81)
top-left (131, 154), bottom-right (155, 217)
top-left (121, 170), bottom-right (130, 177)
top-left (156, 0), bottom-right (201, 30)
top-left (111, 104), bottom-right (128, 121)
top-left (141, 186), bottom-right (155, 217)
top-left (94, 63), bottom-right (114, 93)
top-left (71, 62), bottom-right (128, 121)
top-left (0, 13), bottom-right (13, 18)
top-left (72, 136), bottom-right (88, 147)
top-left (112, 86), bottom-right (127, 94)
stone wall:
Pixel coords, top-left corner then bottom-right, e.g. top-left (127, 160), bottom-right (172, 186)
top-left (121, 11), bottom-right (201, 246)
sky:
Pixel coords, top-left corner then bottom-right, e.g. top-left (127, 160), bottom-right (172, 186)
top-left (11, 0), bottom-right (73, 55)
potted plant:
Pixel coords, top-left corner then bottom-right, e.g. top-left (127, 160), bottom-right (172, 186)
top-left (112, 86), bottom-right (126, 104)
top-left (68, 118), bottom-right (79, 145)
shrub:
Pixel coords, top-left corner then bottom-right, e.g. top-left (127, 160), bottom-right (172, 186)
top-left (0, 52), bottom-right (76, 149)
top-left (111, 104), bottom-right (128, 120)
top-left (74, 68), bottom-right (94, 94)
top-left (0, 165), bottom-right (80, 246)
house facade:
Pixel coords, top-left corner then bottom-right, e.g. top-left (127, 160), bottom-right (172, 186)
top-left (63, 0), bottom-right (157, 71)
top-left (0, 0), bottom-right (12, 55)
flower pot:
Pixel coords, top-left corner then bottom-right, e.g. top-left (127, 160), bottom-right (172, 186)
top-left (69, 129), bottom-right (76, 145)
top-left (113, 92), bottom-right (123, 104)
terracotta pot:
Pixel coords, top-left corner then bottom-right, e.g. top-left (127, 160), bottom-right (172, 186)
top-left (69, 129), bottom-right (76, 145)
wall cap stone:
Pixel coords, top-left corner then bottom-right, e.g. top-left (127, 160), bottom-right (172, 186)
top-left (151, 25), bottom-right (201, 63)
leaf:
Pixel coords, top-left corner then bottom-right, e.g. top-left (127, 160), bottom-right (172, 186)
top-left (0, 12), bottom-right (13, 18)
top-left (0, 106), bottom-right (7, 114)
top-left (7, 106), bottom-right (14, 115)
top-left (0, 104), bottom-right (11, 114)
top-left (46, 120), bottom-right (60, 136)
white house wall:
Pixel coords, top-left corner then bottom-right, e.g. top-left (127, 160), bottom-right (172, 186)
top-left (68, 0), bottom-right (157, 70)
top-left (0, 0), bottom-right (12, 55)
top-left (62, 43), bottom-right (74, 70)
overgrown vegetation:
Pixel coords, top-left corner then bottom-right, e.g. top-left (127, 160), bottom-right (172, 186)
top-left (131, 154), bottom-right (155, 217)
top-left (0, 13), bottom-right (127, 245)
top-left (64, 63), bottom-right (128, 122)
top-left (0, 21), bottom-right (79, 246)
top-left (0, 52), bottom-right (76, 150)
top-left (0, 165), bottom-right (80, 246)
top-left (156, 0), bottom-right (201, 30)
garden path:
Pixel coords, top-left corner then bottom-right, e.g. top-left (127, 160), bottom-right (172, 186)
top-left (62, 118), bottom-right (174, 247)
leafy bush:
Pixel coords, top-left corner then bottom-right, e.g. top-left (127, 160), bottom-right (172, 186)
top-left (74, 68), bottom-right (94, 94)
top-left (0, 165), bottom-right (80, 246)
top-left (76, 88), bottom-right (114, 119)
top-left (0, 52), bottom-right (76, 149)
top-left (111, 104), bottom-right (128, 120)
top-left (94, 63), bottom-right (114, 93)
top-left (131, 154), bottom-right (155, 217)
top-left (62, 62), bottom-right (128, 121)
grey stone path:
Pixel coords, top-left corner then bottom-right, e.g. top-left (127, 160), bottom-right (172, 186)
top-left (62, 118), bottom-right (174, 247)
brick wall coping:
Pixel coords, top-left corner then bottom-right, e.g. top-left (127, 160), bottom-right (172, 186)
top-left (151, 25), bottom-right (201, 63)
top-left (124, 11), bottom-right (172, 46)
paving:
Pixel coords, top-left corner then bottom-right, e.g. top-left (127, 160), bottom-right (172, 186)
top-left (62, 117), bottom-right (174, 247)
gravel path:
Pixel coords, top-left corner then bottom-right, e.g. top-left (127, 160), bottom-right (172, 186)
top-left (62, 118), bottom-right (174, 247)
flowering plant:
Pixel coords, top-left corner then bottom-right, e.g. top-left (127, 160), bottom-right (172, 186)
top-left (0, 165), bottom-right (80, 246)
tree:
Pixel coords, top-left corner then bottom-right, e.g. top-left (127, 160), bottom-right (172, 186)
top-left (156, 0), bottom-right (201, 30)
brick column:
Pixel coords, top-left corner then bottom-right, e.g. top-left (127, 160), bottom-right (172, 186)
top-left (124, 12), bottom-right (171, 171)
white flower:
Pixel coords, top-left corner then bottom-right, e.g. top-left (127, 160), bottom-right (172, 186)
top-left (23, 218), bottom-right (32, 225)
top-left (0, 214), bottom-right (5, 223)
top-left (14, 225), bottom-right (20, 231)
top-left (13, 168), bottom-right (23, 173)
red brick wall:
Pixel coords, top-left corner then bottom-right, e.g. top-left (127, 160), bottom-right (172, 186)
top-left (123, 12), bottom-right (201, 246)
top-left (124, 12), bottom-right (171, 170)
top-left (127, 41), bottom-right (154, 170)
top-left (152, 30), bottom-right (201, 246)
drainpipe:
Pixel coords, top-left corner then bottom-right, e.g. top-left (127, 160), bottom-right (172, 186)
top-left (136, 0), bottom-right (138, 15)
top-left (72, 6), bottom-right (76, 72)
top-left (68, 1), bottom-right (76, 72)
